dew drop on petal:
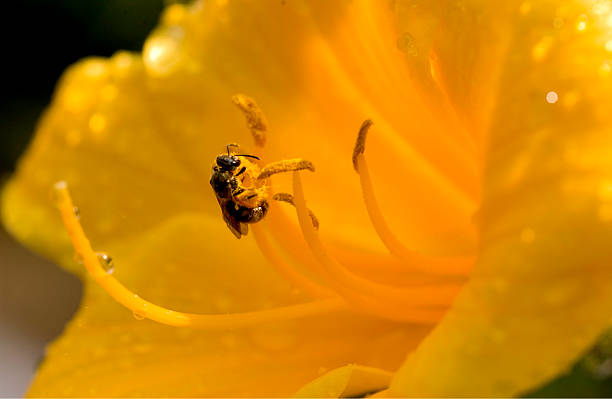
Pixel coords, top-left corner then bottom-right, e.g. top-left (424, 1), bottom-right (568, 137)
top-left (96, 252), bottom-right (114, 274)
top-left (576, 14), bottom-right (588, 31)
top-left (73, 206), bottom-right (80, 220)
top-left (132, 309), bottom-right (146, 320)
top-left (546, 91), bottom-right (558, 104)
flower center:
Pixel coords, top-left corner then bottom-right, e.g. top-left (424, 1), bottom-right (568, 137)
top-left (53, 95), bottom-right (475, 329)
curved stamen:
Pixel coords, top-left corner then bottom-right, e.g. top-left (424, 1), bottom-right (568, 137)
top-left (291, 172), bottom-right (462, 308)
top-left (53, 181), bottom-right (345, 329)
top-left (251, 223), bottom-right (334, 298)
top-left (353, 120), bottom-right (475, 275)
top-left (258, 159), bottom-right (315, 180)
top-left (232, 94), bottom-right (267, 149)
top-left (272, 192), bottom-right (319, 230)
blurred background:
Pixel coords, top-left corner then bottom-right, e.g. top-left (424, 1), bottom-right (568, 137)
top-left (1, 0), bottom-right (611, 397)
top-left (0, 1), bottom-right (172, 395)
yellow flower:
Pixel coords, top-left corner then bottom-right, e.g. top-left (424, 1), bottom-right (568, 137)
top-left (3, 0), bottom-right (612, 397)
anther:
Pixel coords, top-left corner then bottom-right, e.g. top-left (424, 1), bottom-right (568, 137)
top-left (258, 159), bottom-right (315, 180)
top-left (352, 119), bottom-right (373, 172)
top-left (232, 94), bottom-right (267, 148)
top-left (272, 192), bottom-right (319, 230)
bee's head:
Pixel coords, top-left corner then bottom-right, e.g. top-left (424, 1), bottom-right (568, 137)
top-left (216, 154), bottom-right (241, 171)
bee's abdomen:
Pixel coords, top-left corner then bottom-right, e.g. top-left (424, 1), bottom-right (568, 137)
top-left (225, 199), bottom-right (269, 224)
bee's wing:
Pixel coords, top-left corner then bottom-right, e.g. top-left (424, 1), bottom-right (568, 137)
top-left (239, 222), bottom-right (248, 236)
top-left (216, 196), bottom-right (246, 239)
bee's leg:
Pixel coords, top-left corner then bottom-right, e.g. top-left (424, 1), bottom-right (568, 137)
top-left (273, 192), bottom-right (319, 230)
top-left (234, 189), bottom-right (259, 203)
top-left (232, 94), bottom-right (267, 149)
top-left (258, 159), bottom-right (315, 180)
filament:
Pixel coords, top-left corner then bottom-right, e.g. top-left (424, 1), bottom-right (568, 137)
top-left (53, 181), bottom-right (345, 329)
top-left (292, 172), bottom-right (461, 310)
top-left (251, 223), bottom-right (334, 299)
top-left (353, 120), bottom-right (475, 275)
top-left (356, 154), bottom-right (474, 275)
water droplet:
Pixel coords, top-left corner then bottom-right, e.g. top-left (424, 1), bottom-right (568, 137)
top-left (96, 252), bottom-right (114, 274)
top-left (73, 206), bottom-right (80, 220)
top-left (132, 309), bottom-right (146, 320)
top-left (576, 14), bottom-right (588, 31)
top-left (545, 91), bottom-right (558, 104)
top-left (396, 32), bottom-right (418, 57)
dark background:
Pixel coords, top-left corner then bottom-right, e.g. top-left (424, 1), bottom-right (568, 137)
top-left (0, 0), bottom-right (611, 396)
top-left (0, 1), bottom-right (170, 395)
top-left (0, 0), bottom-right (171, 175)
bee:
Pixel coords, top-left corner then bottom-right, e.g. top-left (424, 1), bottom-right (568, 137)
top-left (210, 144), bottom-right (316, 238)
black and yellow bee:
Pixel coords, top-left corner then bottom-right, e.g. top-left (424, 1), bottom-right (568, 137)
top-left (210, 144), bottom-right (316, 238)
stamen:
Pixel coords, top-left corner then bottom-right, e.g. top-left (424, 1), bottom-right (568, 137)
top-left (291, 173), bottom-right (462, 308)
top-left (352, 119), bottom-right (373, 172)
top-left (251, 224), bottom-right (334, 298)
top-left (263, 197), bottom-right (446, 322)
top-left (272, 192), bottom-right (319, 229)
top-left (353, 120), bottom-right (474, 276)
top-left (53, 182), bottom-right (344, 329)
top-left (258, 159), bottom-right (315, 180)
top-left (232, 94), bottom-right (267, 149)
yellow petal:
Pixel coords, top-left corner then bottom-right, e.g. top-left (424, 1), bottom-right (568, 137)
top-left (294, 364), bottom-right (392, 398)
top-left (390, 1), bottom-right (612, 396)
top-left (28, 214), bottom-right (430, 396)
top-left (0, 1), bottom-right (444, 396)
